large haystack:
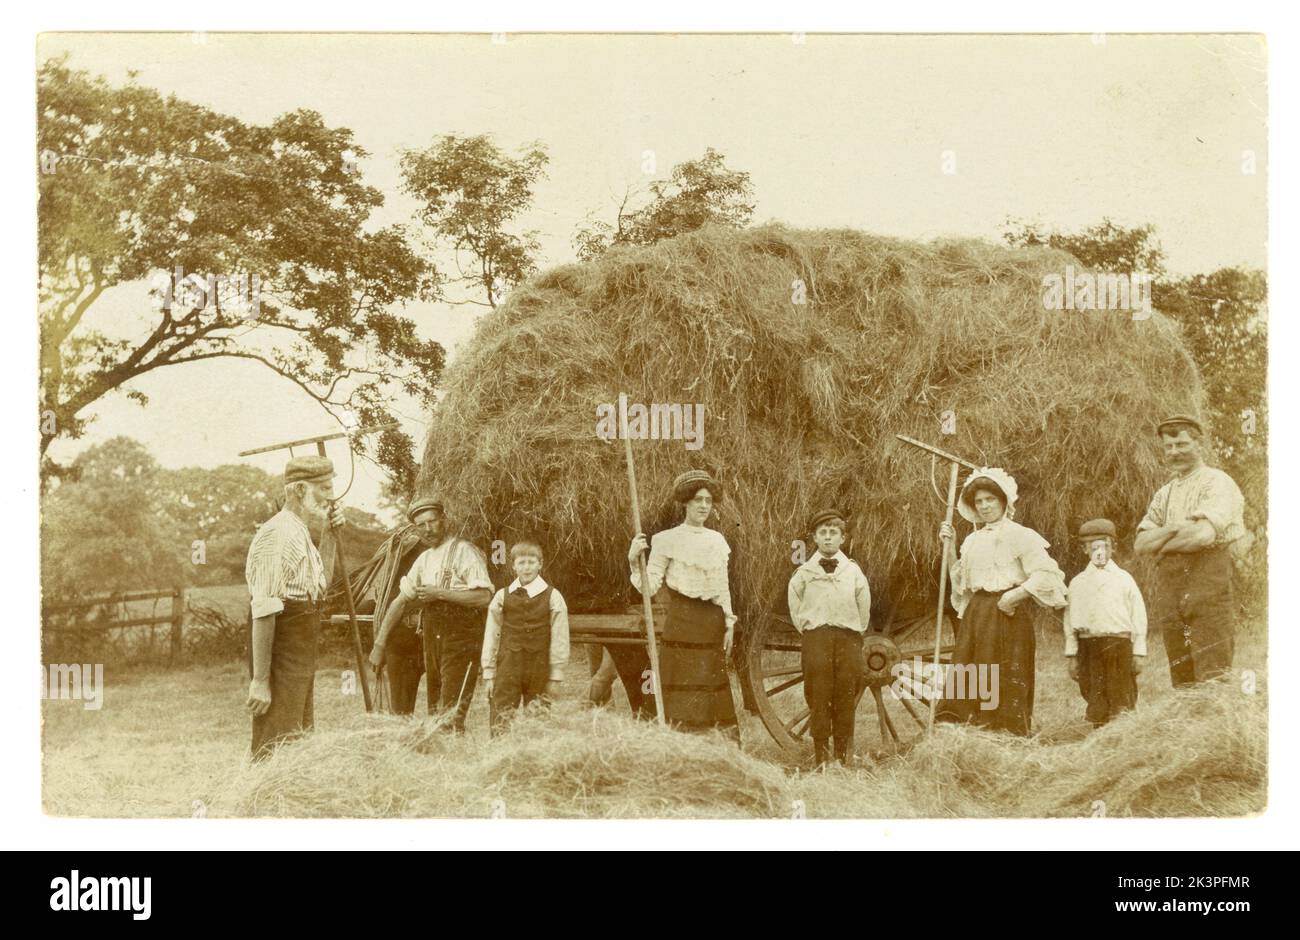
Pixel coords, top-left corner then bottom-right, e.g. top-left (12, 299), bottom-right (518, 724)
top-left (418, 224), bottom-right (1201, 622)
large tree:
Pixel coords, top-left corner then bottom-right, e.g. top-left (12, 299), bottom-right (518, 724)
top-left (157, 462), bottom-right (385, 586)
top-left (573, 147), bottom-right (755, 261)
top-left (1001, 217), bottom-right (1167, 278)
top-left (398, 134), bottom-right (549, 309)
top-left (38, 60), bottom-right (441, 492)
top-left (41, 437), bottom-right (184, 598)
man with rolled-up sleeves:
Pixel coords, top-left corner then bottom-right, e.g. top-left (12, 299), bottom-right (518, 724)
top-left (1134, 415), bottom-right (1246, 686)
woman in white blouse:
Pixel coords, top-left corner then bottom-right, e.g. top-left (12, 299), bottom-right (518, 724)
top-left (627, 469), bottom-right (740, 740)
top-left (935, 467), bottom-right (1066, 736)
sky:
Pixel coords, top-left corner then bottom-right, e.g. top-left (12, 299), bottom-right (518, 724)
top-left (38, 32), bottom-right (1268, 521)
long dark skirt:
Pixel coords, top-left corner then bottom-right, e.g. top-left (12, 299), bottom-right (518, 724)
top-left (659, 588), bottom-right (739, 740)
top-left (935, 590), bottom-right (1035, 736)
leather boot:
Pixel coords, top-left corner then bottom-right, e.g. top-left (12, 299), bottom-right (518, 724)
top-left (834, 736), bottom-right (854, 766)
top-left (813, 738), bottom-right (831, 768)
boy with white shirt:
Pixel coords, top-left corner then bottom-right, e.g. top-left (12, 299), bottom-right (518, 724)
top-left (482, 541), bottom-right (570, 734)
top-left (787, 510), bottom-right (872, 767)
top-left (1065, 518), bottom-right (1148, 726)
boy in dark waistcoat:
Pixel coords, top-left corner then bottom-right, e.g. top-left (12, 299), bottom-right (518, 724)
top-left (482, 542), bottom-right (570, 734)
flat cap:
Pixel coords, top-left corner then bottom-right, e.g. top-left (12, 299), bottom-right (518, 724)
top-left (1076, 518), bottom-right (1117, 541)
top-left (808, 508), bottom-right (848, 533)
top-left (284, 455), bottom-right (335, 485)
top-left (1157, 414), bottom-right (1203, 436)
top-left (407, 495), bottom-right (445, 521)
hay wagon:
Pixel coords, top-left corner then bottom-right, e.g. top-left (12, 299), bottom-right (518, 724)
top-left (568, 596), bottom-right (955, 755)
top-left (333, 595), bottom-right (956, 755)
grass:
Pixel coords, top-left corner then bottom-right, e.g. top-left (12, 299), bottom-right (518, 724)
top-left (42, 619), bottom-right (1267, 819)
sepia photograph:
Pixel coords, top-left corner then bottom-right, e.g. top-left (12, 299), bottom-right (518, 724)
top-left (34, 28), bottom-right (1269, 826)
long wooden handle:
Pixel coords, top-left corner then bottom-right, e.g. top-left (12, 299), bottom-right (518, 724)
top-left (624, 435), bottom-right (667, 727)
top-left (928, 460), bottom-right (960, 729)
top-left (329, 515), bottom-right (373, 713)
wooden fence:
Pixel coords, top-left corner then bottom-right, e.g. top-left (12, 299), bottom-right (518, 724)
top-left (42, 587), bottom-right (187, 662)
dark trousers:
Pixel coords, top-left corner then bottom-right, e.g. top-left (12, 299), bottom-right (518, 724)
top-left (1154, 548), bottom-right (1235, 686)
top-left (429, 604), bottom-right (485, 732)
top-left (250, 601), bottom-right (319, 760)
top-left (490, 647), bottom-right (550, 734)
top-left (1076, 636), bottom-right (1137, 726)
top-left (419, 613), bottom-right (443, 712)
top-left (802, 626), bottom-right (863, 763)
top-left (383, 615), bottom-right (430, 715)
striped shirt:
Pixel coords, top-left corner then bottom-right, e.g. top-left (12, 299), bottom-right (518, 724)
top-left (245, 509), bottom-right (326, 619)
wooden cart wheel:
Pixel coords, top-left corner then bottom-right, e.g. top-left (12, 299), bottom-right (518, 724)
top-left (743, 606), bottom-right (958, 755)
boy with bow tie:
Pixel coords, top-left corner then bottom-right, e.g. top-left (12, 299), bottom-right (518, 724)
top-left (787, 510), bottom-right (872, 766)
top-left (1065, 518), bottom-right (1148, 726)
top-left (482, 541), bottom-right (570, 734)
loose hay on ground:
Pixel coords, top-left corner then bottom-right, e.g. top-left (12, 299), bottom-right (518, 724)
top-left (796, 680), bottom-right (1267, 818)
top-left (210, 680), bottom-right (1264, 819)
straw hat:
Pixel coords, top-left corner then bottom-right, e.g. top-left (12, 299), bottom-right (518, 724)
top-left (671, 469), bottom-right (723, 504)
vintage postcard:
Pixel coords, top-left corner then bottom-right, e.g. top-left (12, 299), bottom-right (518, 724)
top-left (36, 31), bottom-right (1267, 823)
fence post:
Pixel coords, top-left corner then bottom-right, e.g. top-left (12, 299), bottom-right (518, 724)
top-left (170, 586), bottom-right (185, 664)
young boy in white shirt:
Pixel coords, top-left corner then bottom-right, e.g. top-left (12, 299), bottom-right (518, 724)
top-left (787, 510), bottom-right (872, 767)
top-left (482, 541), bottom-right (570, 734)
top-left (1064, 518), bottom-right (1148, 726)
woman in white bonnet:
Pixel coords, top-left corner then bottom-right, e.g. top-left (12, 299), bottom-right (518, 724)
top-left (935, 467), bottom-right (1066, 736)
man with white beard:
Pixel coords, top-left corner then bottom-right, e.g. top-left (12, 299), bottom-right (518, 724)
top-left (244, 455), bottom-right (343, 759)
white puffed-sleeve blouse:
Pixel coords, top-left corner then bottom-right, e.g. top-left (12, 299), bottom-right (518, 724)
top-left (631, 523), bottom-right (737, 627)
top-left (949, 517), bottom-right (1067, 618)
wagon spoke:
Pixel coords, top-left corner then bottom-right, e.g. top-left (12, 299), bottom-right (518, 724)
top-left (765, 674), bottom-right (804, 696)
top-left (889, 685), bottom-right (926, 728)
top-left (891, 666), bottom-right (930, 696)
top-left (784, 708), bottom-right (812, 738)
top-left (894, 680), bottom-right (935, 711)
top-left (871, 686), bottom-right (900, 742)
top-left (888, 616), bottom-right (929, 646)
top-left (880, 699), bottom-right (900, 743)
top-left (870, 686), bottom-right (898, 744)
top-left (762, 666), bottom-right (804, 680)
top-left (898, 644), bottom-right (955, 662)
